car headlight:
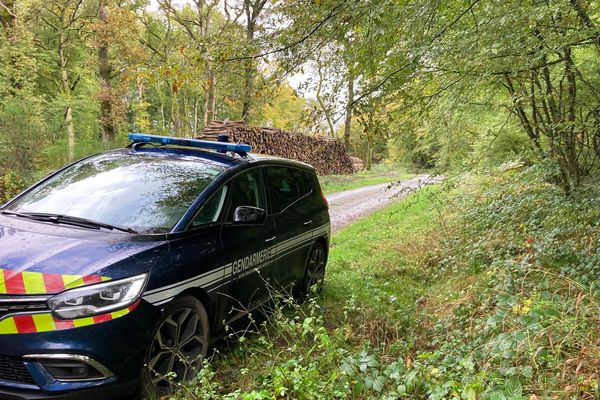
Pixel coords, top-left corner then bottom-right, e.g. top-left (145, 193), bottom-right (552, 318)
top-left (48, 274), bottom-right (148, 319)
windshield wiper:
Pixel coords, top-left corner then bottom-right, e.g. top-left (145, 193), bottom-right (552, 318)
top-left (1, 211), bottom-right (137, 234)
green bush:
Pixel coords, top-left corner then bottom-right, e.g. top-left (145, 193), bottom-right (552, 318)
top-left (423, 169), bottom-right (600, 398)
top-left (0, 96), bottom-right (46, 202)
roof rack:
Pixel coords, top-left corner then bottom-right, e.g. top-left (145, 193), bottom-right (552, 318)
top-left (128, 133), bottom-right (252, 156)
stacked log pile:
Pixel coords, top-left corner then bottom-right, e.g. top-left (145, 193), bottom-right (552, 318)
top-left (350, 156), bottom-right (365, 172)
top-left (199, 121), bottom-right (354, 175)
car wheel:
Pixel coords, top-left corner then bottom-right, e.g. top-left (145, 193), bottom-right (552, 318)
top-left (141, 295), bottom-right (210, 398)
top-left (300, 242), bottom-right (326, 299)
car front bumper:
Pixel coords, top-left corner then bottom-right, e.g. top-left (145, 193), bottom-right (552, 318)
top-left (0, 301), bottom-right (159, 399)
top-left (0, 381), bottom-right (138, 400)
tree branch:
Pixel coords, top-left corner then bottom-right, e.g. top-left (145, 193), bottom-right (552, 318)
top-left (0, 0), bottom-right (16, 19)
top-left (225, 0), bottom-right (348, 61)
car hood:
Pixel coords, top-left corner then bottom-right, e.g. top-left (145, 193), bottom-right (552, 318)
top-left (0, 216), bottom-right (165, 295)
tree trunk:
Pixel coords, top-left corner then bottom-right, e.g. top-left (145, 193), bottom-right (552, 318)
top-left (171, 94), bottom-right (180, 134)
top-left (569, 0), bottom-right (600, 51)
top-left (156, 82), bottom-right (166, 130)
top-left (193, 98), bottom-right (198, 135)
top-left (315, 57), bottom-right (335, 138)
top-left (134, 71), bottom-right (148, 130)
top-left (98, 0), bottom-right (115, 143)
top-left (241, 0), bottom-right (266, 122)
top-left (366, 137), bottom-right (373, 170)
top-left (181, 91), bottom-right (189, 135)
top-left (59, 42), bottom-right (75, 160)
top-left (563, 47), bottom-right (581, 188)
top-left (205, 68), bottom-right (216, 124)
top-left (344, 73), bottom-right (354, 147)
top-left (65, 104), bottom-right (75, 161)
top-left (503, 74), bottom-right (543, 153)
top-left (241, 9), bottom-right (254, 122)
top-left (241, 56), bottom-right (254, 122)
top-left (320, 105), bottom-right (335, 139)
top-left (203, 7), bottom-right (216, 125)
top-left (316, 81), bottom-right (334, 138)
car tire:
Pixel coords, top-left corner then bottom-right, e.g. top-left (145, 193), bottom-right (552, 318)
top-left (298, 242), bottom-right (326, 300)
top-left (141, 295), bottom-right (210, 398)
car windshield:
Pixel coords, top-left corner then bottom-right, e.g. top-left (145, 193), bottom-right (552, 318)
top-left (5, 151), bottom-right (226, 233)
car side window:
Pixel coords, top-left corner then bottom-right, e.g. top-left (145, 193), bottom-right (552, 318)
top-left (266, 167), bottom-right (300, 214)
top-left (226, 169), bottom-right (266, 221)
top-left (191, 185), bottom-right (228, 228)
top-left (294, 169), bottom-right (314, 198)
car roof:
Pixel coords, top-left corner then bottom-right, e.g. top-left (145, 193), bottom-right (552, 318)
top-left (120, 146), bottom-right (315, 172)
top-left (246, 152), bottom-right (314, 171)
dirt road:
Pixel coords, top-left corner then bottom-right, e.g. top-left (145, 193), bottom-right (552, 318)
top-left (326, 175), bottom-right (438, 232)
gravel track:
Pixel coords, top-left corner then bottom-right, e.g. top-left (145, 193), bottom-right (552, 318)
top-left (326, 175), bottom-right (439, 232)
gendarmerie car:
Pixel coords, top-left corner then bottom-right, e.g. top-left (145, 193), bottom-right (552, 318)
top-left (0, 134), bottom-right (330, 399)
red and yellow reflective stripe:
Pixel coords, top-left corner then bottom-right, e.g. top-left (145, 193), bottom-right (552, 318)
top-left (0, 301), bottom-right (140, 335)
top-left (32, 313), bottom-right (57, 332)
top-left (0, 269), bottom-right (7, 294)
top-left (0, 316), bottom-right (17, 334)
top-left (0, 268), bottom-right (110, 295)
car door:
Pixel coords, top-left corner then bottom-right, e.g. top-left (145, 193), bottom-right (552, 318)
top-left (219, 168), bottom-right (276, 315)
top-left (182, 184), bottom-right (230, 322)
top-left (264, 166), bottom-right (315, 291)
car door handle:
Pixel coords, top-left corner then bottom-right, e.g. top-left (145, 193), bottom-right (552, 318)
top-left (303, 220), bottom-right (313, 226)
top-left (265, 236), bottom-right (277, 243)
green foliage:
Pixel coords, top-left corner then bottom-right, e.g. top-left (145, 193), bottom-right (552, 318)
top-left (420, 170), bottom-right (600, 398)
top-left (445, 169), bottom-right (600, 293)
top-left (0, 0), bottom-right (320, 202)
top-left (275, 0), bottom-right (600, 189)
top-left (259, 84), bottom-right (311, 132)
top-left (4, 0), bottom-right (600, 196)
top-left (0, 97), bottom-right (45, 176)
top-left (0, 19), bottom-right (47, 201)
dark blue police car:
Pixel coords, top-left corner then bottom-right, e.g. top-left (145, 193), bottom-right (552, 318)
top-left (0, 134), bottom-right (330, 399)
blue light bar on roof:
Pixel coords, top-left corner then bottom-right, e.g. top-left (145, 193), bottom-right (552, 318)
top-left (128, 133), bottom-right (252, 154)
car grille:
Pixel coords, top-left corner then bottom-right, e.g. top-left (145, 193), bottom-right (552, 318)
top-left (0, 297), bottom-right (49, 385)
top-left (0, 297), bottom-right (50, 320)
top-left (0, 356), bottom-right (36, 384)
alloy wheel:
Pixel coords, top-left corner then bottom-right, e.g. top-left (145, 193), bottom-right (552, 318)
top-left (146, 305), bottom-right (208, 394)
top-left (304, 245), bottom-right (326, 296)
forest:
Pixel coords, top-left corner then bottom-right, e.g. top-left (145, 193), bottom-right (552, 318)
top-left (2, 0), bottom-right (600, 200)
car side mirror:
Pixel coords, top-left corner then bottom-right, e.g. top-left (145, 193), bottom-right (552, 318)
top-left (233, 206), bottom-right (266, 225)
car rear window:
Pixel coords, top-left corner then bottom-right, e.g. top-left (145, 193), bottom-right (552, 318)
top-left (294, 169), bottom-right (314, 197)
top-left (265, 166), bottom-right (305, 214)
top-left (6, 152), bottom-right (227, 233)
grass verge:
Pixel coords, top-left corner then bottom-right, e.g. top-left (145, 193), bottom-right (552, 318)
top-left (170, 185), bottom-right (443, 399)
top-left (170, 169), bottom-right (599, 400)
top-left (319, 168), bottom-right (414, 195)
